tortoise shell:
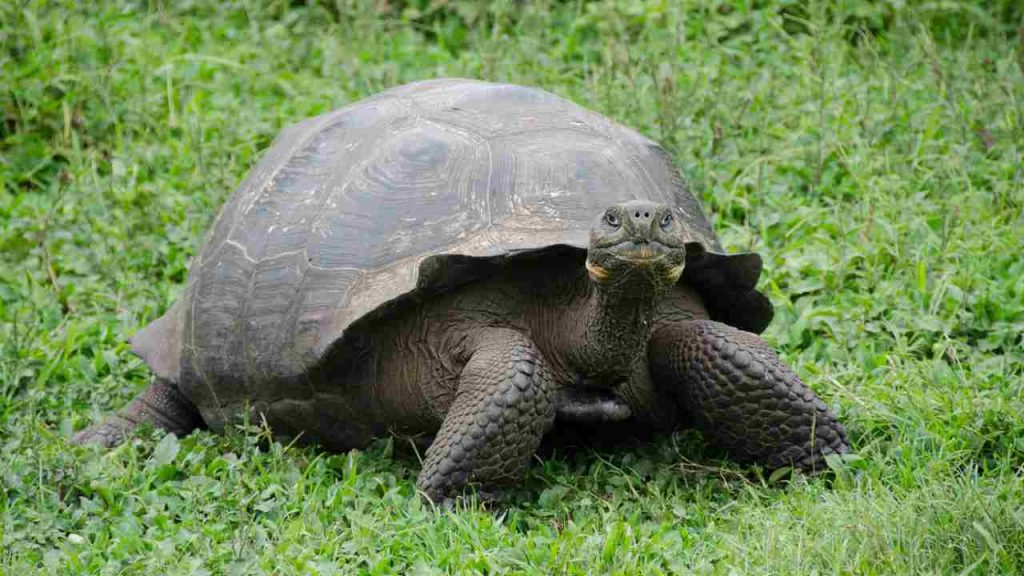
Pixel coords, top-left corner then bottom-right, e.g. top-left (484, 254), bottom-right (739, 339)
top-left (132, 78), bottom-right (771, 422)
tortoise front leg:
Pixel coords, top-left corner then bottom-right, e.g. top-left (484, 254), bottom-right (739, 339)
top-left (649, 320), bottom-right (849, 470)
top-left (416, 329), bottom-right (555, 505)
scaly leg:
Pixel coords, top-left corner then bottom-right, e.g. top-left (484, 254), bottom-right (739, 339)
top-left (416, 329), bottom-right (555, 505)
top-left (650, 320), bottom-right (849, 470)
top-left (72, 378), bottom-right (205, 447)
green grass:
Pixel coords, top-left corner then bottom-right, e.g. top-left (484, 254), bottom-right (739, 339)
top-left (2, 0), bottom-right (1023, 573)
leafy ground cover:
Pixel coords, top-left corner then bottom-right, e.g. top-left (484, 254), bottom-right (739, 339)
top-left (2, 0), bottom-right (1022, 573)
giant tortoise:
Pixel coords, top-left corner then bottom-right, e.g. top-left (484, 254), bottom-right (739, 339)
top-left (74, 78), bottom-right (849, 504)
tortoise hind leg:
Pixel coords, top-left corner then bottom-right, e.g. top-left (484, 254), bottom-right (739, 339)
top-left (649, 320), bottom-right (849, 471)
top-left (72, 378), bottom-right (206, 447)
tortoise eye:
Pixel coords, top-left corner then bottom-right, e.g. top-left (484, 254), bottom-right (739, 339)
top-left (604, 211), bottom-right (621, 228)
top-left (660, 212), bottom-right (674, 229)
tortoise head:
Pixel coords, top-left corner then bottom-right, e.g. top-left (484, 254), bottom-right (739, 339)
top-left (585, 200), bottom-right (687, 290)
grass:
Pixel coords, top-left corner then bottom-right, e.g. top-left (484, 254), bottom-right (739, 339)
top-left (2, 0), bottom-right (1023, 573)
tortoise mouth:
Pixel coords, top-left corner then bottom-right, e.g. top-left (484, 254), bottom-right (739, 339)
top-left (608, 241), bottom-right (673, 263)
top-left (586, 239), bottom-right (686, 284)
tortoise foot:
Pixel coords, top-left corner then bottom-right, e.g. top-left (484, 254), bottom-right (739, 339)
top-left (71, 418), bottom-right (134, 448)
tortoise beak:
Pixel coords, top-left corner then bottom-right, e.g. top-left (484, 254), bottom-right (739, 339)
top-left (609, 241), bottom-right (670, 263)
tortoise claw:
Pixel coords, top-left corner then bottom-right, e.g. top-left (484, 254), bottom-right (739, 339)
top-left (71, 419), bottom-right (132, 448)
top-left (555, 389), bottom-right (632, 423)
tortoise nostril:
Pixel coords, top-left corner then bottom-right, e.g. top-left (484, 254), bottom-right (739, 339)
top-left (621, 201), bottom-right (660, 227)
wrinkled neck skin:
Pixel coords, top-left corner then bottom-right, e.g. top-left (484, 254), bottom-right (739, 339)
top-left (567, 271), bottom-right (664, 387)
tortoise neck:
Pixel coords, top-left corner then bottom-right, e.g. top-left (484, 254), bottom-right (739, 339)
top-left (570, 277), bottom-right (661, 384)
